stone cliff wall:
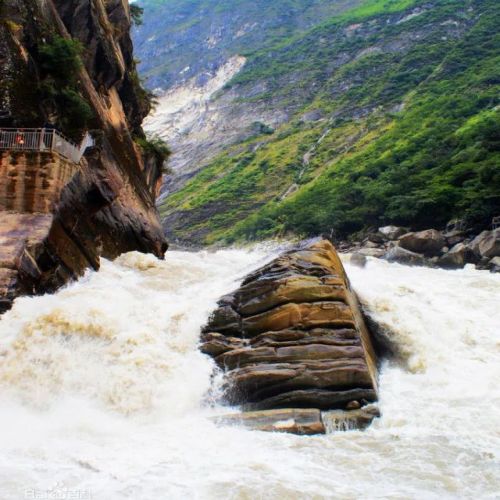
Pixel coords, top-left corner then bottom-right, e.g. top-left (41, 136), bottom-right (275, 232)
top-left (0, 151), bottom-right (78, 213)
top-left (0, 0), bottom-right (167, 312)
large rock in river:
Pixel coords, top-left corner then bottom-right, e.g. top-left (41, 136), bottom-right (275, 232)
top-left (201, 239), bottom-right (379, 434)
top-left (383, 246), bottom-right (427, 266)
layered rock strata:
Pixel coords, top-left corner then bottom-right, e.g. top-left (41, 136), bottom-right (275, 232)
top-left (202, 239), bottom-right (379, 434)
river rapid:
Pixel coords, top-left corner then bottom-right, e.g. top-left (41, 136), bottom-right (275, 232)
top-left (0, 248), bottom-right (499, 499)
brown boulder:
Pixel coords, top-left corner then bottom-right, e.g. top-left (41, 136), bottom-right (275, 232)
top-left (437, 242), bottom-right (473, 269)
top-left (469, 229), bottom-right (500, 259)
top-left (399, 229), bottom-right (445, 256)
top-left (201, 240), bottom-right (379, 433)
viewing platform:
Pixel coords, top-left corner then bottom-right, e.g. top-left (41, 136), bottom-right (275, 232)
top-left (0, 128), bottom-right (94, 164)
top-left (0, 128), bottom-right (94, 213)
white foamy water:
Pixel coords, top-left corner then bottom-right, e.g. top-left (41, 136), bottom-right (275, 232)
top-left (0, 250), bottom-right (499, 499)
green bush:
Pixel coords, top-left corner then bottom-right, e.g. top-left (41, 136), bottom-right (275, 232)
top-left (136, 135), bottom-right (171, 171)
top-left (39, 36), bottom-right (83, 83)
top-left (38, 36), bottom-right (93, 137)
top-left (130, 5), bottom-right (144, 26)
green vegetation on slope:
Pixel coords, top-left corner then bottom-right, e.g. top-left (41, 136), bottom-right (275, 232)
top-left (158, 0), bottom-right (500, 244)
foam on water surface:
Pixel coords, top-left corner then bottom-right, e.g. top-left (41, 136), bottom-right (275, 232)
top-left (0, 250), bottom-right (499, 499)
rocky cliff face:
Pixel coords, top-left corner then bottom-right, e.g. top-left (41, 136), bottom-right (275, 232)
top-left (0, 0), bottom-right (167, 312)
top-left (202, 239), bottom-right (379, 434)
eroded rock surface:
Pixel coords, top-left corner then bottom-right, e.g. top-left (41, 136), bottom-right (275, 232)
top-left (202, 239), bottom-right (379, 434)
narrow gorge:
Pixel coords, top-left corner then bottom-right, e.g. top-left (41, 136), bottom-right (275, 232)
top-left (0, 0), bottom-right (499, 498)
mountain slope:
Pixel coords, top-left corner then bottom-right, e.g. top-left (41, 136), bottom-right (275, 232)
top-left (135, 0), bottom-right (365, 89)
top-left (138, 0), bottom-right (500, 245)
top-left (134, 0), bottom-right (366, 182)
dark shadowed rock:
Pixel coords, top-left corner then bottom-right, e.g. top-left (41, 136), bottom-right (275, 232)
top-left (488, 256), bottom-right (500, 273)
top-left (437, 242), bottom-right (473, 269)
top-left (350, 252), bottom-right (367, 268)
top-left (476, 257), bottom-right (491, 271)
top-left (243, 388), bottom-right (377, 411)
top-left (444, 230), bottom-right (466, 247)
top-left (367, 232), bottom-right (385, 245)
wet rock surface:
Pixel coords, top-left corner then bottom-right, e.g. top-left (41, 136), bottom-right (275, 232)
top-left (202, 240), bottom-right (379, 434)
top-left (214, 408), bottom-right (326, 435)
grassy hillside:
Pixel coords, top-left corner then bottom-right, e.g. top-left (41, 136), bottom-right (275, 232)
top-left (157, 0), bottom-right (500, 244)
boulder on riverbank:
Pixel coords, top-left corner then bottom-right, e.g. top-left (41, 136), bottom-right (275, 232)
top-left (398, 229), bottom-right (445, 257)
top-left (378, 225), bottom-right (407, 240)
top-left (201, 239), bottom-right (379, 435)
top-left (470, 229), bottom-right (500, 259)
top-left (383, 246), bottom-right (427, 266)
top-left (340, 219), bottom-right (500, 272)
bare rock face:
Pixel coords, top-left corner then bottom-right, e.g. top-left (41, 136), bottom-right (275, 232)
top-left (201, 240), bottom-right (379, 434)
top-left (0, 0), bottom-right (167, 312)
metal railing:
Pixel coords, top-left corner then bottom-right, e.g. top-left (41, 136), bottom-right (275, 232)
top-left (0, 128), bottom-right (94, 164)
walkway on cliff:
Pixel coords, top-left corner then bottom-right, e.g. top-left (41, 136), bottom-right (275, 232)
top-left (0, 128), bottom-right (94, 164)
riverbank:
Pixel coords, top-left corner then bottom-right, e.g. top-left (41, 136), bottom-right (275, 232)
top-left (337, 222), bottom-right (500, 273)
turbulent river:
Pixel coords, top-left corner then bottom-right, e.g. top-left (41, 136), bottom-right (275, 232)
top-left (0, 248), bottom-right (499, 499)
